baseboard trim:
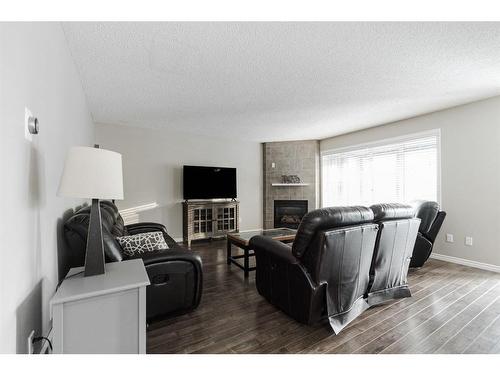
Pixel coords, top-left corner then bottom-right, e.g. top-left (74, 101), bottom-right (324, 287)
top-left (430, 253), bottom-right (500, 273)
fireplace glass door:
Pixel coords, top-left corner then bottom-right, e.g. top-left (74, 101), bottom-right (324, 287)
top-left (274, 200), bottom-right (308, 229)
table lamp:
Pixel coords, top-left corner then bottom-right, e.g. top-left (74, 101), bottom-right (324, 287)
top-left (58, 145), bottom-right (124, 276)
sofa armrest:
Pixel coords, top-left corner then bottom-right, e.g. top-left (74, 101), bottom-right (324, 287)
top-left (250, 235), bottom-right (321, 324)
top-left (249, 235), bottom-right (297, 264)
top-left (127, 248), bottom-right (202, 267)
top-left (424, 211), bottom-right (446, 243)
top-left (410, 233), bottom-right (433, 268)
top-left (129, 248), bottom-right (203, 317)
top-left (126, 222), bottom-right (167, 233)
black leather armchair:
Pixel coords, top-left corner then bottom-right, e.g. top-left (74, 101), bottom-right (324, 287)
top-left (63, 200), bottom-right (203, 321)
top-left (250, 206), bottom-right (379, 334)
top-left (409, 200), bottom-right (446, 268)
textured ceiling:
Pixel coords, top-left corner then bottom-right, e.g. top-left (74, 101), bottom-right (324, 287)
top-left (62, 22), bottom-right (500, 142)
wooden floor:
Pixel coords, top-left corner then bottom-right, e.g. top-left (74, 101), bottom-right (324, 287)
top-left (147, 239), bottom-right (500, 354)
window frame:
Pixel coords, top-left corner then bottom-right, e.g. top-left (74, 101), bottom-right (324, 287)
top-left (320, 129), bottom-right (442, 207)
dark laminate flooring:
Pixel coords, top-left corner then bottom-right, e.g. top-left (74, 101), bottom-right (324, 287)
top-left (147, 239), bottom-right (500, 354)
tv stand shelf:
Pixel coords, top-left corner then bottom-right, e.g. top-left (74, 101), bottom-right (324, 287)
top-left (183, 200), bottom-right (239, 246)
top-left (271, 183), bottom-right (310, 186)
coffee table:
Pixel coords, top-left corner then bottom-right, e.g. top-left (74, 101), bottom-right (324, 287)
top-left (226, 228), bottom-right (297, 278)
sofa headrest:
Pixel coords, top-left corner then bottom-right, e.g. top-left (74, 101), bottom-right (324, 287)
top-left (292, 206), bottom-right (373, 258)
top-left (100, 200), bottom-right (120, 220)
top-left (75, 201), bottom-right (125, 235)
top-left (64, 211), bottom-right (124, 262)
top-left (99, 201), bottom-right (127, 236)
top-left (370, 203), bottom-right (415, 222)
top-left (410, 200), bottom-right (440, 234)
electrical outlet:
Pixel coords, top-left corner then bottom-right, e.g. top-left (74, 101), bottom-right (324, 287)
top-left (27, 330), bottom-right (35, 354)
top-left (271, 162), bottom-right (276, 168)
top-left (465, 236), bottom-right (473, 246)
top-left (446, 234), bottom-right (454, 243)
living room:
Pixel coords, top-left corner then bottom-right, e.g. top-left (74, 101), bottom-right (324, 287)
top-left (1, 1), bottom-right (500, 373)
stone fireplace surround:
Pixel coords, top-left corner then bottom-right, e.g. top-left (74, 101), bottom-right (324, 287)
top-left (263, 140), bottom-right (320, 229)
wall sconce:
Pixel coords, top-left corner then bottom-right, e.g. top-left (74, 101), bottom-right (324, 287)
top-left (27, 116), bottom-right (39, 135)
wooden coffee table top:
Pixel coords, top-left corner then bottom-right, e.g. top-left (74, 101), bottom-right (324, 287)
top-left (226, 228), bottom-right (296, 247)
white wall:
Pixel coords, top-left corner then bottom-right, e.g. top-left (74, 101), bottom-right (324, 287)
top-left (95, 123), bottom-right (263, 239)
top-left (0, 23), bottom-right (94, 353)
top-left (321, 96), bottom-right (500, 268)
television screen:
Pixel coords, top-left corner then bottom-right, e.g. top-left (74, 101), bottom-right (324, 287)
top-left (183, 165), bottom-right (237, 200)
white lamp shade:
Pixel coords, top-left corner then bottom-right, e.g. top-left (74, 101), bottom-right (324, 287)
top-left (58, 146), bottom-right (124, 200)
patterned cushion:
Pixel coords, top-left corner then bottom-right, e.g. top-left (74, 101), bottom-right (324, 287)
top-left (116, 231), bottom-right (168, 257)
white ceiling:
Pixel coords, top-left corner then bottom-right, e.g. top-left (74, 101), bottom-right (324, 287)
top-left (62, 22), bottom-right (500, 142)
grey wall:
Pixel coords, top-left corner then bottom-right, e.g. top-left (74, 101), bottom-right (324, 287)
top-left (95, 123), bottom-right (263, 239)
top-left (0, 23), bottom-right (94, 353)
top-left (321, 96), bottom-right (500, 267)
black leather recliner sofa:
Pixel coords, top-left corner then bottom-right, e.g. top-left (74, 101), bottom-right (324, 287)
top-left (250, 206), bottom-right (377, 333)
top-left (63, 200), bottom-right (203, 321)
top-left (409, 200), bottom-right (446, 268)
top-left (250, 204), bottom-right (420, 334)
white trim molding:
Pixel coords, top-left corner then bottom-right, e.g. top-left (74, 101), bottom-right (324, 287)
top-left (430, 253), bottom-right (500, 273)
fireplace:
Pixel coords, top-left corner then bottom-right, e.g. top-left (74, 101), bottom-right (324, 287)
top-left (274, 200), bottom-right (308, 229)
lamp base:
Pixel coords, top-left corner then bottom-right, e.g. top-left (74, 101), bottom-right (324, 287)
top-left (84, 199), bottom-right (105, 276)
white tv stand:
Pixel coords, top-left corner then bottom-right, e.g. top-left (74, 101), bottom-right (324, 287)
top-left (182, 200), bottom-right (240, 246)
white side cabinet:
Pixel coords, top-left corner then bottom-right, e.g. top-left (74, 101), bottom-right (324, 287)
top-left (51, 259), bottom-right (150, 354)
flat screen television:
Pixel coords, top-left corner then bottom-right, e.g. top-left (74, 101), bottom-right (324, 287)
top-left (183, 165), bottom-right (237, 200)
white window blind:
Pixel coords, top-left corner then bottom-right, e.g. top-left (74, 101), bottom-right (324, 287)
top-left (321, 131), bottom-right (440, 207)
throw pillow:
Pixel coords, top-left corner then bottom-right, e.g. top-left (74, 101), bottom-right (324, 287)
top-left (116, 231), bottom-right (168, 257)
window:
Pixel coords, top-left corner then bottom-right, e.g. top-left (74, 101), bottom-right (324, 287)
top-left (321, 130), bottom-right (440, 207)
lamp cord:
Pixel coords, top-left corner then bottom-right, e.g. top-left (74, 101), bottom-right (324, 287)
top-left (32, 336), bottom-right (53, 353)
top-left (55, 270), bottom-right (84, 290)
